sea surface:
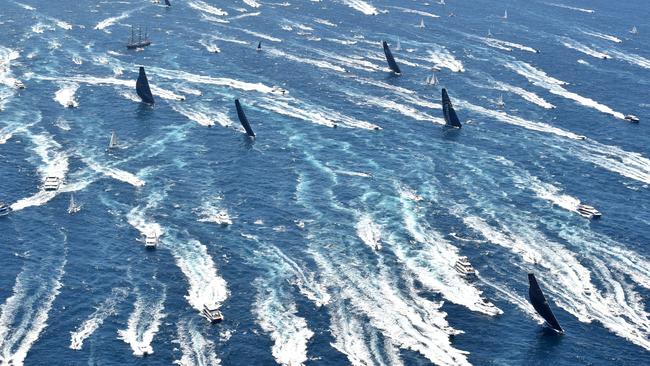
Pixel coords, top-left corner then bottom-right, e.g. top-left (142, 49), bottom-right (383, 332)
top-left (1, 0), bottom-right (649, 365)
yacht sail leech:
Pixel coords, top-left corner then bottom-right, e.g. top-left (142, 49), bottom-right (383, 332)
top-left (441, 88), bottom-right (462, 128)
top-left (136, 67), bottom-right (155, 105)
top-left (528, 273), bottom-right (564, 333)
top-left (382, 41), bottom-right (401, 75)
top-left (235, 99), bottom-right (255, 137)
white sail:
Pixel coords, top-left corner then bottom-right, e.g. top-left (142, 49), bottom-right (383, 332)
top-left (630, 26), bottom-right (638, 34)
top-left (503, 9), bottom-right (508, 19)
top-left (68, 194), bottom-right (81, 214)
top-left (109, 131), bottom-right (117, 148)
top-left (418, 19), bottom-right (425, 28)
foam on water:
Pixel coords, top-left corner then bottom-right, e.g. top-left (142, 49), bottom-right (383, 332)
top-left (174, 320), bottom-right (221, 366)
top-left (188, 0), bottom-right (229, 17)
top-left (339, 0), bottom-right (379, 16)
top-left (582, 30), bottom-right (622, 43)
top-left (54, 82), bottom-right (79, 108)
top-left (546, 2), bottom-right (595, 13)
top-left (94, 6), bottom-right (145, 31)
top-left (560, 37), bottom-right (610, 59)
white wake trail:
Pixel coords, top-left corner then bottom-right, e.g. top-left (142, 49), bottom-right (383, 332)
top-left (70, 287), bottom-right (129, 350)
top-left (117, 289), bottom-right (166, 356)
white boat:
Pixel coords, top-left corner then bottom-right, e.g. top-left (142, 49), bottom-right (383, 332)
top-left (143, 232), bottom-right (158, 248)
top-left (271, 86), bottom-right (288, 95)
top-left (14, 80), bottom-right (25, 89)
top-left (577, 204), bottom-right (602, 219)
top-left (454, 256), bottom-right (477, 276)
top-left (67, 194), bottom-right (81, 214)
top-left (0, 202), bottom-right (11, 217)
top-left (202, 303), bottom-right (224, 322)
top-left (487, 29), bottom-right (493, 37)
top-left (496, 94), bottom-right (505, 108)
top-left (108, 131), bottom-right (118, 149)
top-left (630, 26), bottom-right (638, 35)
top-left (624, 114), bottom-right (640, 123)
top-left (418, 19), bottom-right (425, 28)
top-left (66, 99), bottom-right (75, 108)
top-left (43, 176), bottom-right (61, 191)
top-left (503, 9), bottom-right (508, 20)
top-left (213, 211), bottom-right (232, 226)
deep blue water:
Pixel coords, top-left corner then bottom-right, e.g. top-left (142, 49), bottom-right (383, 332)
top-left (0, 0), bottom-right (649, 365)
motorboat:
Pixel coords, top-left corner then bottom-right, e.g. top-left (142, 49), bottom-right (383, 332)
top-left (213, 211), bottom-right (232, 226)
top-left (143, 232), bottom-right (158, 248)
top-left (66, 99), bottom-right (75, 108)
top-left (43, 176), bottom-right (61, 191)
top-left (0, 202), bottom-right (11, 217)
top-left (14, 80), bottom-right (25, 89)
top-left (271, 86), bottom-right (288, 95)
top-left (202, 303), bottom-right (224, 322)
top-left (624, 114), bottom-right (640, 123)
top-left (577, 204), bottom-right (602, 219)
top-left (454, 256), bottom-right (477, 277)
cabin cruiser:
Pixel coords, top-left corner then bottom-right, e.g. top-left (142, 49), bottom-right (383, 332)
top-left (213, 211), bottom-right (232, 226)
top-left (454, 256), bottom-right (477, 277)
top-left (577, 204), bottom-right (602, 219)
top-left (0, 202), bottom-right (11, 217)
top-left (624, 114), bottom-right (640, 123)
top-left (143, 232), bottom-right (158, 248)
top-left (202, 303), bottom-right (224, 322)
top-left (43, 176), bottom-right (61, 191)
top-left (14, 80), bottom-right (25, 89)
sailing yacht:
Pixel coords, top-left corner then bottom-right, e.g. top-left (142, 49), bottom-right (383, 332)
top-left (395, 38), bottom-right (401, 51)
top-left (418, 18), bottom-right (425, 28)
top-left (68, 194), bottom-right (81, 214)
top-left (496, 94), bottom-right (505, 108)
top-left (503, 9), bottom-right (508, 20)
top-left (426, 72), bottom-right (438, 86)
top-left (108, 131), bottom-right (118, 149)
top-left (126, 26), bottom-right (152, 49)
top-left (630, 26), bottom-right (638, 35)
top-left (487, 29), bottom-right (493, 37)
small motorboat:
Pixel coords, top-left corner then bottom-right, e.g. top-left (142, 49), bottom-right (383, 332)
top-left (271, 86), bottom-right (288, 95)
top-left (454, 256), bottom-right (477, 277)
top-left (143, 232), bottom-right (158, 248)
top-left (624, 114), bottom-right (640, 123)
top-left (14, 80), bottom-right (25, 89)
top-left (0, 201), bottom-right (12, 217)
top-left (202, 303), bottom-right (224, 322)
top-left (577, 204), bottom-right (602, 219)
top-left (43, 176), bottom-right (61, 191)
top-left (66, 100), bottom-right (75, 108)
top-left (213, 211), bottom-right (232, 226)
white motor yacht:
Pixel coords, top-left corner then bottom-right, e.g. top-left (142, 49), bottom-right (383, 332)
top-left (577, 204), bottom-right (602, 219)
top-left (43, 176), bottom-right (61, 191)
top-left (0, 202), bottom-right (11, 217)
top-left (144, 232), bottom-right (158, 248)
top-left (202, 303), bottom-right (224, 322)
top-left (454, 256), bottom-right (477, 277)
top-left (624, 114), bottom-right (640, 123)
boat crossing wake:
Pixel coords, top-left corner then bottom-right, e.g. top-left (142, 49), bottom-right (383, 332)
top-left (339, 0), bottom-right (379, 16)
top-left (187, 0), bottom-right (228, 17)
top-left (69, 287), bottom-right (129, 350)
top-left (94, 6), bottom-right (146, 32)
top-left (54, 82), bottom-right (79, 108)
top-left (356, 214), bottom-right (382, 250)
top-left (560, 37), bottom-right (610, 59)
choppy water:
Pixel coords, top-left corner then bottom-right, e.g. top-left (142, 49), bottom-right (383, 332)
top-left (0, 0), bottom-right (649, 365)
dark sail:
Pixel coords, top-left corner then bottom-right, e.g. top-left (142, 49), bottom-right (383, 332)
top-left (441, 88), bottom-right (462, 128)
top-left (528, 273), bottom-right (564, 333)
top-left (164, 0), bottom-right (171, 6)
top-left (257, 41), bottom-right (262, 51)
top-left (136, 67), bottom-right (155, 105)
top-left (235, 99), bottom-right (255, 137)
top-left (382, 41), bottom-right (401, 75)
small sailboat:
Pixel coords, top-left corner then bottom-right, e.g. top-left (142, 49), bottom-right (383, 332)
top-left (503, 9), bottom-right (508, 20)
top-left (441, 88), bottom-right (462, 128)
top-left (108, 131), bottom-right (118, 149)
top-left (256, 41), bottom-right (262, 51)
top-left (487, 29), bottom-right (493, 37)
top-left (68, 194), bottom-right (81, 214)
top-left (136, 67), bottom-right (155, 105)
top-left (395, 38), bottom-right (401, 51)
top-left (425, 72), bottom-right (438, 86)
top-left (528, 273), bottom-right (564, 333)
top-left (382, 41), bottom-right (401, 75)
top-left (496, 94), bottom-right (505, 108)
top-left (630, 26), bottom-right (638, 35)
top-left (164, 0), bottom-right (171, 6)
top-left (418, 18), bottom-right (425, 28)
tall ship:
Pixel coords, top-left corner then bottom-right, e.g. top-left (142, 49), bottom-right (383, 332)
top-left (127, 26), bottom-right (152, 50)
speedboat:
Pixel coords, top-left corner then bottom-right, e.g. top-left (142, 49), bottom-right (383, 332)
top-left (43, 176), bottom-right (61, 191)
top-left (454, 256), bottom-right (477, 277)
top-left (202, 303), bottom-right (224, 323)
top-left (213, 211), bottom-right (232, 226)
top-left (624, 114), bottom-right (640, 123)
top-left (14, 80), bottom-right (25, 89)
top-left (577, 204), bottom-right (602, 219)
top-left (0, 202), bottom-right (11, 217)
top-left (271, 86), bottom-right (288, 95)
top-left (144, 232), bottom-right (158, 248)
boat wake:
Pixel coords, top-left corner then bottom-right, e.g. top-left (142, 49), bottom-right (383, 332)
top-left (117, 288), bottom-right (166, 356)
top-left (70, 287), bottom-right (129, 350)
top-left (174, 319), bottom-right (221, 366)
top-left (339, 0), bottom-right (379, 16)
top-left (54, 82), bottom-right (79, 108)
top-left (560, 37), bottom-right (610, 59)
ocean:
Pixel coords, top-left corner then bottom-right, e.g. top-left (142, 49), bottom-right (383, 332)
top-left (0, 0), bottom-right (649, 365)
